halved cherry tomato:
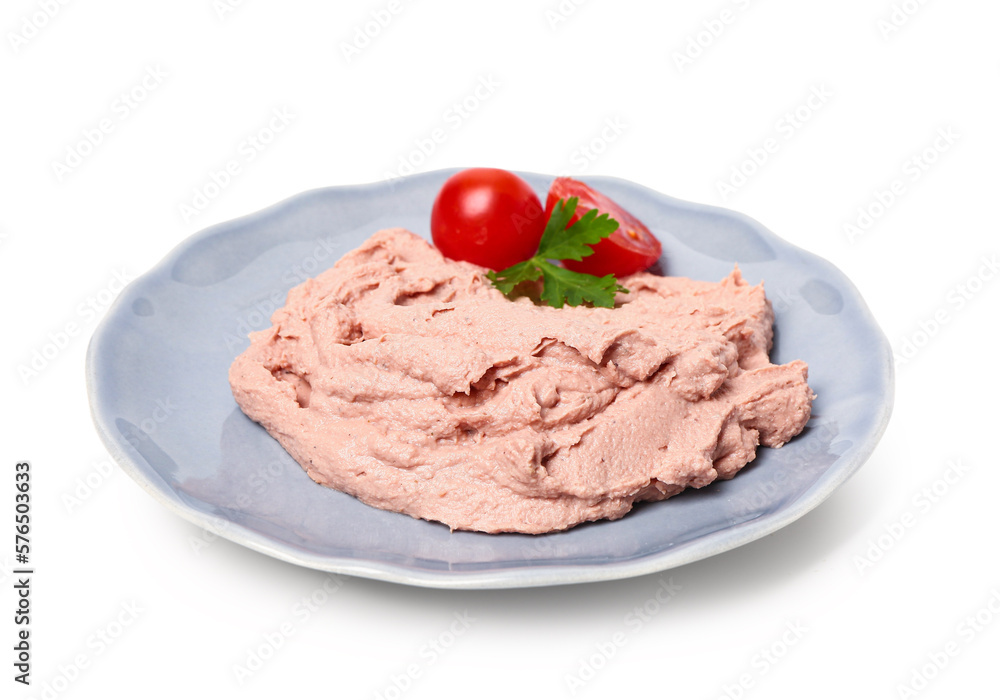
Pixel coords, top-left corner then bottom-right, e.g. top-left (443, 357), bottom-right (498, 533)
top-left (431, 168), bottom-right (547, 270)
top-left (545, 177), bottom-right (662, 277)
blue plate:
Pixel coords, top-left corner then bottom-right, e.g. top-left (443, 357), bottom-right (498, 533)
top-left (86, 170), bottom-right (893, 588)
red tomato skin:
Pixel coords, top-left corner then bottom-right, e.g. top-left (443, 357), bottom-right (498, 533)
top-left (431, 168), bottom-right (546, 270)
top-left (544, 178), bottom-right (662, 277)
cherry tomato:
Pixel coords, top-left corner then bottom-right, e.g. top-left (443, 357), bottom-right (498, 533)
top-left (431, 168), bottom-right (547, 270)
top-left (545, 177), bottom-right (662, 277)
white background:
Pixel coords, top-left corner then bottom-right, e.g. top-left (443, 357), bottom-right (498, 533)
top-left (2, 0), bottom-right (998, 698)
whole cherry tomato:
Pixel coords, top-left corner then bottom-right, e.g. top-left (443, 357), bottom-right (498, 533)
top-left (431, 168), bottom-right (547, 270)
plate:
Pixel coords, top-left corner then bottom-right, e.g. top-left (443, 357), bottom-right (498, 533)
top-left (86, 169), bottom-right (893, 589)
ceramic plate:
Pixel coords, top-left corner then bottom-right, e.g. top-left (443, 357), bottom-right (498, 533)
top-left (86, 169), bottom-right (893, 589)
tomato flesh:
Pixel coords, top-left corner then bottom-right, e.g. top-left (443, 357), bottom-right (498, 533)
top-left (545, 177), bottom-right (662, 277)
top-left (431, 168), bottom-right (546, 270)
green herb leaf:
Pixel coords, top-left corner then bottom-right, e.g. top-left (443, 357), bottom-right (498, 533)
top-left (535, 260), bottom-right (628, 309)
top-left (488, 197), bottom-right (629, 308)
top-left (485, 260), bottom-right (542, 295)
top-left (537, 198), bottom-right (620, 262)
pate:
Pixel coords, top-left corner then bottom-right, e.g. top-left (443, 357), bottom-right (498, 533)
top-left (229, 228), bottom-right (814, 534)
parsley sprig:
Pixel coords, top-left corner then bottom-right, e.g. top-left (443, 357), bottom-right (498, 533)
top-left (486, 197), bottom-right (629, 308)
